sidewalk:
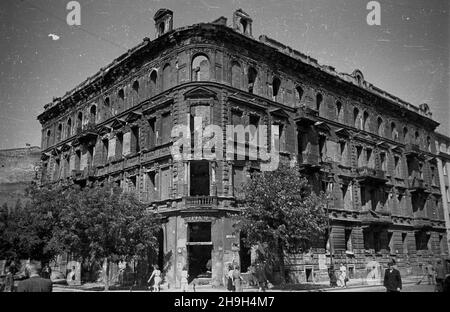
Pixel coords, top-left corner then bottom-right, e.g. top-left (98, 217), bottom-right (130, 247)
top-left (53, 275), bottom-right (425, 292)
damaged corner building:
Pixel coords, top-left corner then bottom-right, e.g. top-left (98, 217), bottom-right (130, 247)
top-left (37, 8), bottom-right (450, 287)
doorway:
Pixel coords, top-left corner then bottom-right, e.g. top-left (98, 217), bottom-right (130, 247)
top-left (187, 222), bottom-right (212, 282)
top-left (239, 234), bottom-right (251, 273)
top-left (305, 267), bottom-right (314, 283)
top-left (187, 245), bottom-right (213, 281)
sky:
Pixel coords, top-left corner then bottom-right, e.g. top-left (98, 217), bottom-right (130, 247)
top-left (0, 0), bottom-right (449, 149)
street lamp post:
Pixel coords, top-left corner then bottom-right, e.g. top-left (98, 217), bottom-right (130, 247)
top-left (326, 181), bottom-right (334, 268)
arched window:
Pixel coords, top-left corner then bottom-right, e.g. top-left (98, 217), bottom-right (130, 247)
top-left (316, 93), bottom-right (323, 113)
top-left (295, 86), bottom-right (304, 106)
top-left (46, 130), bottom-right (51, 148)
top-left (118, 88), bottom-right (125, 101)
top-left (377, 117), bottom-right (383, 136)
top-left (363, 111), bottom-right (369, 131)
top-left (191, 54), bottom-right (210, 81)
top-left (403, 127), bottom-right (409, 143)
top-left (415, 131), bottom-right (420, 144)
top-left (356, 75), bottom-right (362, 85)
top-left (427, 136), bottom-right (431, 152)
top-left (57, 124), bottom-right (62, 141)
top-left (104, 97), bottom-right (110, 107)
top-left (90, 105), bottom-right (97, 124)
top-left (66, 118), bottom-right (72, 138)
top-left (159, 22), bottom-right (165, 35)
top-left (336, 101), bottom-right (343, 122)
top-left (231, 61), bottom-right (242, 89)
top-left (391, 122), bottom-right (398, 140)
top-left (150, 70), bottom-right (158, 94)
top-left (272, 77), bottom-right (281, 101)
top-left (162, 63), bottom-right (171, 91)
top-left (132, 80), bottom-right (139, 93)
top-left (353, 108), bottom-right (360, 129)
top-left (241, 19), bottom-right (248, 33)
top-left (248, 67), bottom-right (258, 94)
top-left (77, 112), bottom-right (83, 131)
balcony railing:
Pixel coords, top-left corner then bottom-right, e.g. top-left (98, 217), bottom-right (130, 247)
top-left (360, 210), bottom-right (392, 225)
top-left (185, 196), bottom-right (218, 207)
top-left (294, 106), bottom-right (318, 124)
top-left (412, 217), bottom-right (432, 229)
top-left (356, 167), bottom-right (387, 184)
top-left (408, 177), bottom-right (427, 192)
top-left (71, 169), bottom-right (83, 179)
top-left (404, 143), bottom-right (421, 157)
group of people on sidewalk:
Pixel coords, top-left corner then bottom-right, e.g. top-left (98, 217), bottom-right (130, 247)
top-left (2, 261), bottom-right (53, 292)
top-left (327, 258), bottom-right (448, 292)
top-left (424, 259), bottom-right (447, 292)
top-left (328, 263), bottom-right (349, 288)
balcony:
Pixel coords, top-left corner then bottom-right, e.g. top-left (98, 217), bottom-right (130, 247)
top-left (408, 177), bottom-right (429, 193)
top-left (84, 166), bottom-right (97, 178)
top-left (294, 106), bottom-right (318, 125)
top-left (412, 217), bottom-right (432, 229)
top-left (298, 151), bottom-right (322, 173)
top-left (404, 143), bottom-right (421, 158)
top-left (356, 167), bottom-right (387, 184)
top-left (360, 209), bottom-right (392, 226)
top-left (184, 196), bottom-right (218, 208)
top-left (124, 154), bottom-right (140, 169)
top-left (71, 169), bottom-right (83, 179)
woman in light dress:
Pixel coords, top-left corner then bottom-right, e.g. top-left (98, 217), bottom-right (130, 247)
top-left (232, 265), bottom-right (243, 292)
top-left (181, 265), bottom-right (189, 292)
top-left (338, 263), bottom-right (347, 288)
top-left (148, 265), bottom-right (162, 292)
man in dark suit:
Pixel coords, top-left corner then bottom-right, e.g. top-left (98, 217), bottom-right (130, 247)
top-left (17, 261), bottom-right (53, 292)
top-left (383, 259), bottom-right (402, 292)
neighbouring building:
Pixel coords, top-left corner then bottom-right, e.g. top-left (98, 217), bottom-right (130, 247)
top-left (435, 132), bottom-right (450, 253)
top-left (37, 8), bottom-right (449, 287)
top-left (0, 146), bottom-right (41, 209)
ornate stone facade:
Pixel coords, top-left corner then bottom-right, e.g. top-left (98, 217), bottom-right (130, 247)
top-left (37, 9), bottom-right (448, 287)
top-left (435, 133), bottom-right (450, 254)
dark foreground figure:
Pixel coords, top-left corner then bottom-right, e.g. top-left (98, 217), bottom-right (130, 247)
top-left (17, 261), bottom-right (52, 292)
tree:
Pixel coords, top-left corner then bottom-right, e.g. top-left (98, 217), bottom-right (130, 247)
top-left (51, 183), bottom-right (161, 290)
top-left (235, 164), bottom-right (328, 284)
top-left (0, 186), bottom-right (63, 262)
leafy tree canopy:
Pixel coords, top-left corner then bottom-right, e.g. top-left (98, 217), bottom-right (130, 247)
top-left (235, 163), bottom-right (328, 282)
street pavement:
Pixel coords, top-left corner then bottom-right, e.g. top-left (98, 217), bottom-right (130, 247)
top-left (53, 281), bottom-right (437, 292)
top-left (323, 283), bottom-right (435, 292)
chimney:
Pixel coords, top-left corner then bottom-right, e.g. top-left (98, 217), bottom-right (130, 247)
top-left (154, 8), bottom-right (174, 38)
top-left (232, 9), bottom-right (253, 37)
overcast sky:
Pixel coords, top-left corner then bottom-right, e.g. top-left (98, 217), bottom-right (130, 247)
top-left (0, 0), bottom-right (448, 149)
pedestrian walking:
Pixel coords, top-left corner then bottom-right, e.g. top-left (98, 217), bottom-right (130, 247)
top-left (426, 262), bottom-right (435, 285)
top-left (66, 265), bottom-right (76, 284)
top-left (435, 260), bottom-right (446, 292)
top-left (338, 263), bottom-right (347, 288)
top-left (180, 265), bottom-right (189, 292)
top-left (226, 264), bottom-right (235, 292)
top-left (328, 265), bottom-right (337, 288)
top-left (383, 259), bottom-right (402, 292)
top-left (233, 265), bottom-right (243, 292)
top-left (17, 261), bottom-right (52, 292)
top-left (41, 263), bottom-right (52, 280)
top-left (3, 266), bottom-right (14, 292)
top-left (148, 265), bottom-right (162, 292)
top-left (255, 262), bottom-right (269, 292)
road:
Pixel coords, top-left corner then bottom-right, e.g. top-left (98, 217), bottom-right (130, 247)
top-left (326, 283), bottom-right (436, 292)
